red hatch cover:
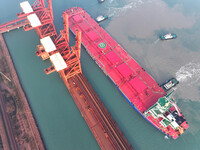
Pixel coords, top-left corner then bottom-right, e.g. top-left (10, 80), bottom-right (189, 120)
top-left (129, 77), bottom-right (147, 93)
top-left (116, 63), bottom-right (133, 78)
top-left (86, 30), bottom-right (100, 41)
top-left (78, 22), bottom-right (91, 31)
top-left (72, 15), bottom-right (83, 23)
top-left (105, 51), bottom-right (121, 65)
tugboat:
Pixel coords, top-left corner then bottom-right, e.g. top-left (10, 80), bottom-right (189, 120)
top-left (160, 33), bottom-right (177, 40)
top-left (96, 15), bottom-right (108, 23)
top-left (161, 78), bottom-right (179, 92)
top-left (97, 0), bottom-right (105, 3)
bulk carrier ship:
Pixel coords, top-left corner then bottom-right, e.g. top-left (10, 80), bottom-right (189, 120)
top-left (65, 7), bottom-right (189, 139)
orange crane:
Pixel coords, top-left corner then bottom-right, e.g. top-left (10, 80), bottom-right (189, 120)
top-left (17, 0), bottom-right (57, 38)
top-left (44, 13), bottom-right (82, 78)
top-left (16, 0), bottom-right (81, 79)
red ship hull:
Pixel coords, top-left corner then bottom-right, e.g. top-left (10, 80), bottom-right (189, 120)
top-left (66, 7), bottom-right (188, 139)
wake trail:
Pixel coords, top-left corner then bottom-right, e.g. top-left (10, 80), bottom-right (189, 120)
top-left (154, 38), bottom-right (160, 44)
top-left (176, 62), bottom-right (200, 85)
top-left (106, 0), bottom-right (150, 18)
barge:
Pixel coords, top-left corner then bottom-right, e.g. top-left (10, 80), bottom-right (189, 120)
top-left (65, 7), bottom-right (189, 139)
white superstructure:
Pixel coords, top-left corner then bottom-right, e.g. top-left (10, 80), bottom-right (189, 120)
top-left (50, 53), bottom-right (67, 71)
top-left (40, 36), bottom-right (57, 52)
top-left (20, 1), bottom-right (41, 27)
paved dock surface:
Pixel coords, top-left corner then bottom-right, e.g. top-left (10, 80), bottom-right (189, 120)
top-left (0, 34), bottom-right (45, 150)
top-left (0, 86), bottom-right (19, 150)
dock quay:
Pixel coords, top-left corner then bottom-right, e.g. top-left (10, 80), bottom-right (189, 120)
top-left (0, 34), bottom-right (45, 150)
top-left (0, 86), bottom-right (19, 150)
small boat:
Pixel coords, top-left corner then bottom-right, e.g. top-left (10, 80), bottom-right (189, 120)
top-left (97, 0), bottom-right (105, 3)
top-left (161, 78), bottom-right (179, 92)
top-left (96, 15), bottom-right (108, 23)
top-left (160, 33), bottom-right (177, 40)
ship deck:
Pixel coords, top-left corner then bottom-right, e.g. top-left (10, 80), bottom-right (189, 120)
top-left (66, 7), bottom-right (166, 113)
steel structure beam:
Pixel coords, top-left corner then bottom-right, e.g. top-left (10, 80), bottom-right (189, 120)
top-left (44, 13), bottom-right (82, 78)
top-left (17, 0), bottom-right (57, 38)
top-left (0, 0), bottom-right (82, 79)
